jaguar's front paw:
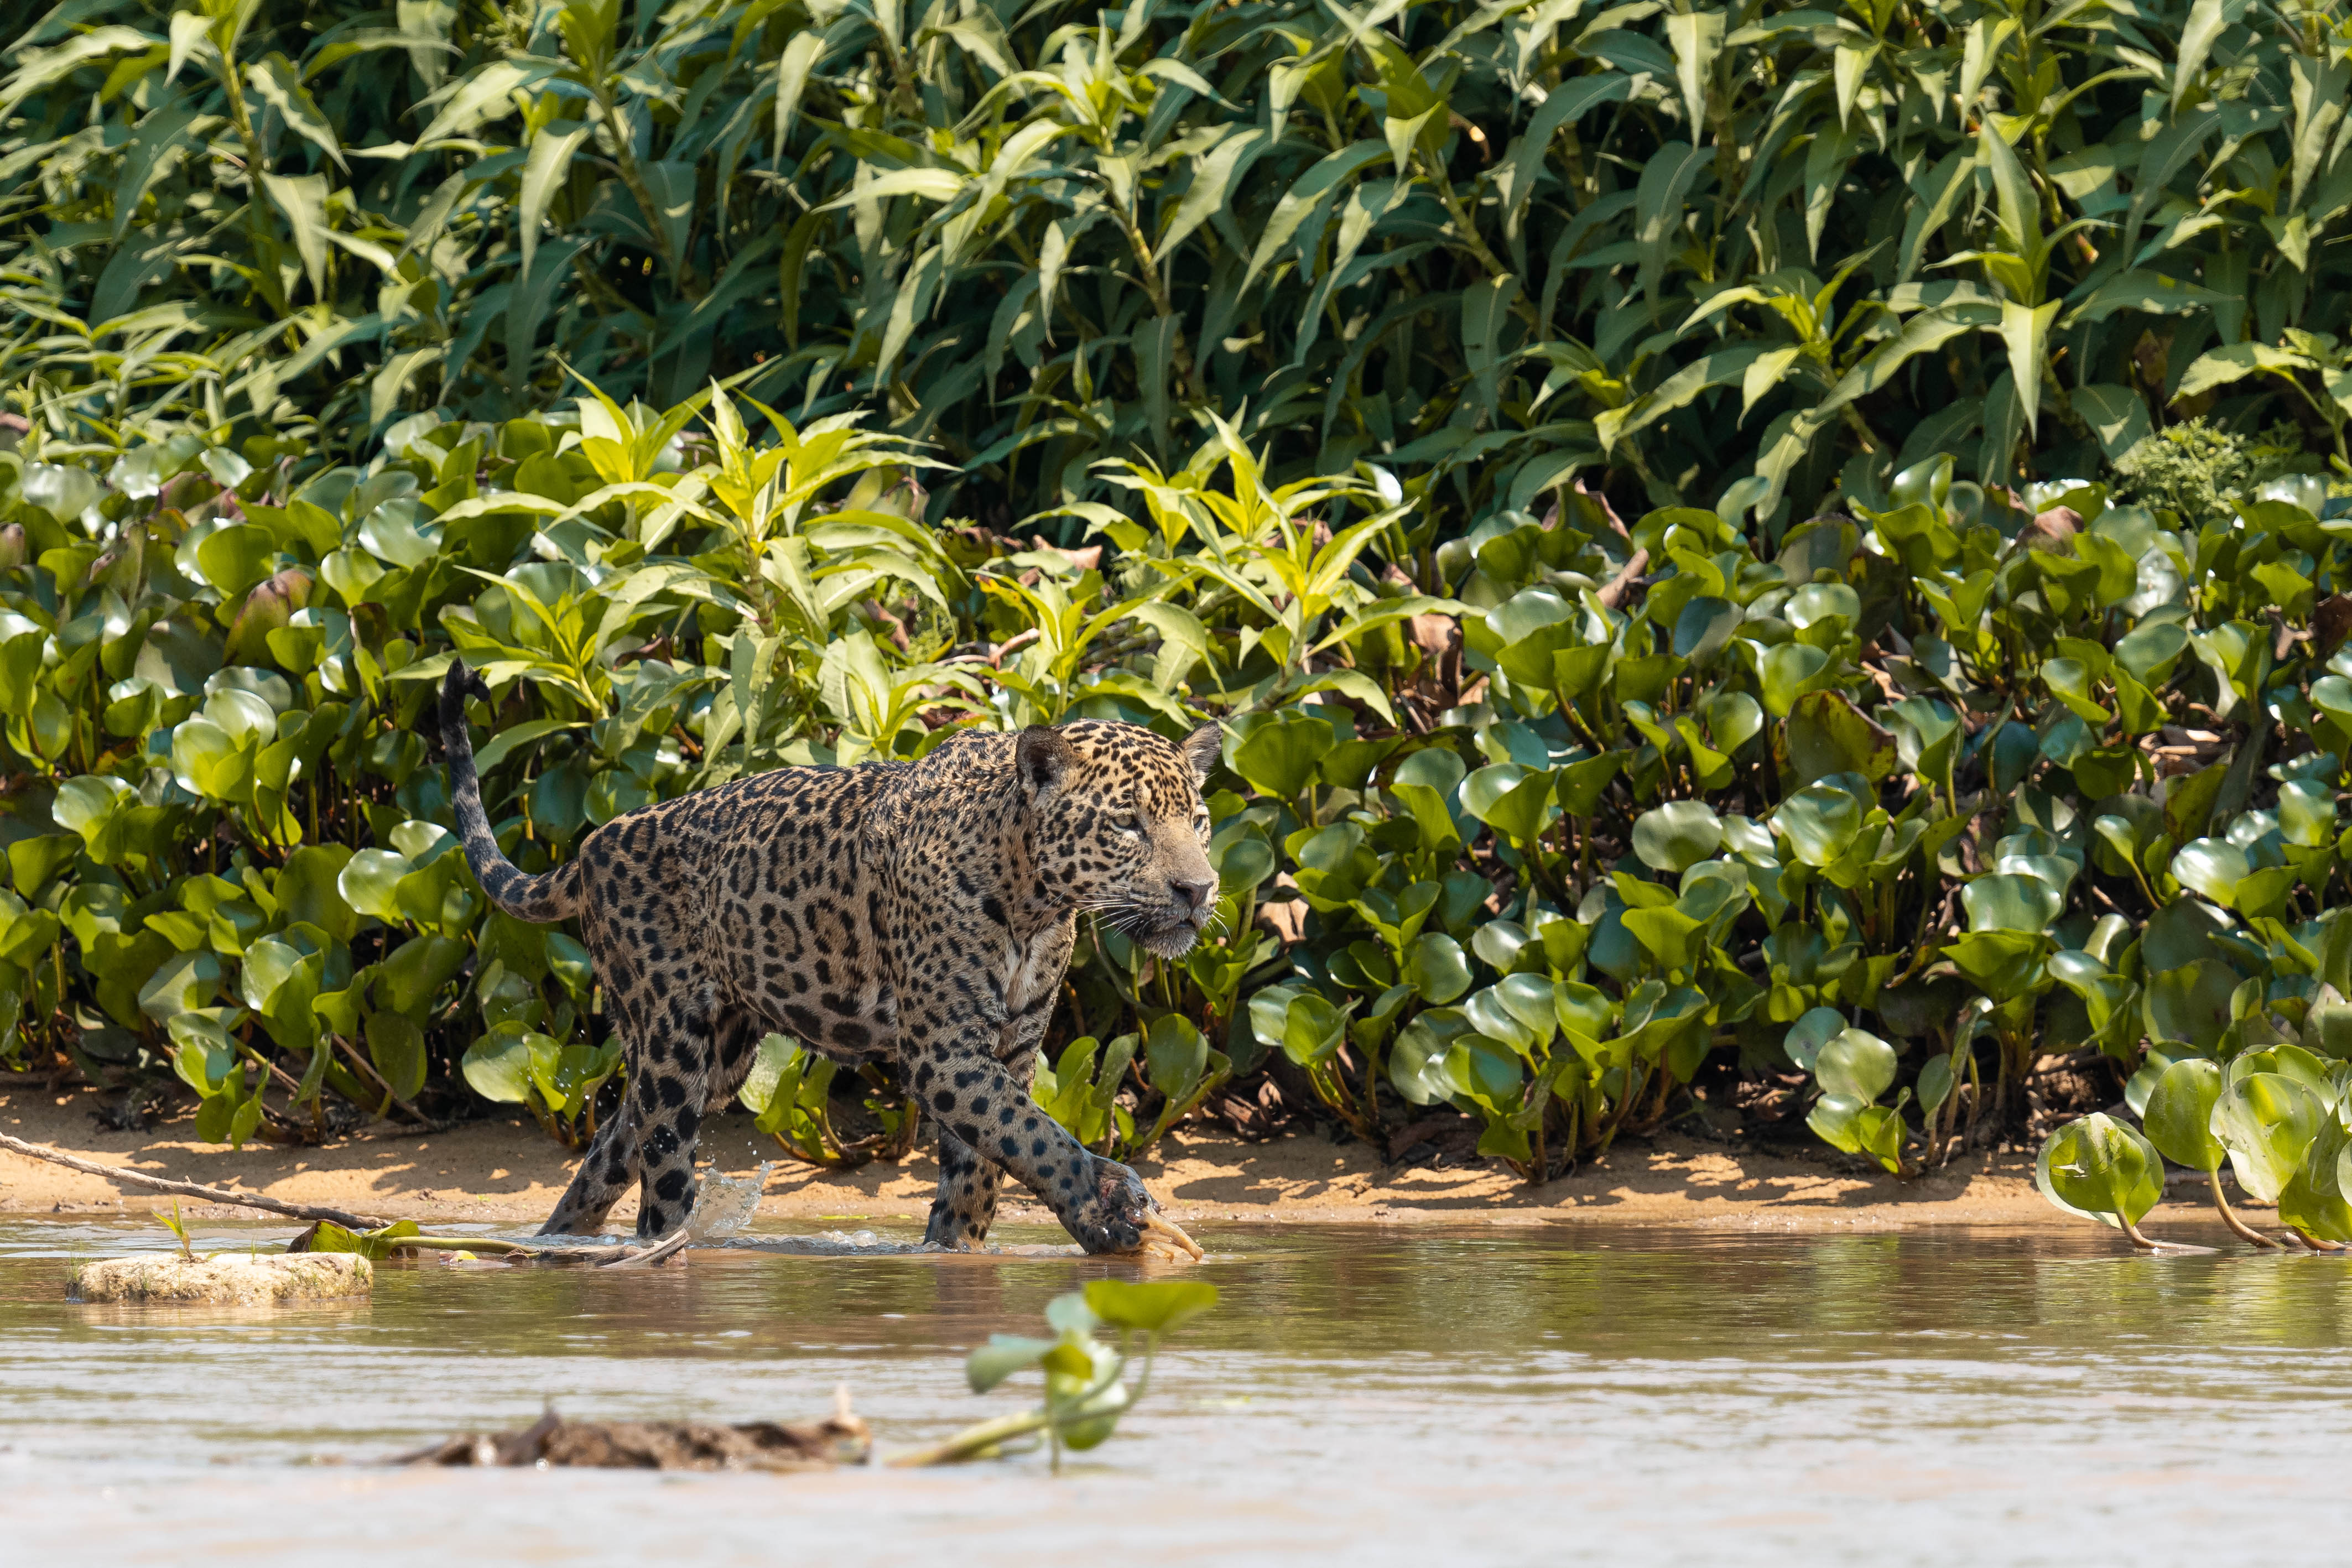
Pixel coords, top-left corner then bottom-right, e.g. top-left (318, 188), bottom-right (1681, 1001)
top-left (1066, 1159), bottom-right (1202, 1262)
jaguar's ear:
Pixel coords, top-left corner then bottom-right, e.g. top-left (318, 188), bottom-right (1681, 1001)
top-left (1016, 726), bottom-right (1077, 805)
top-left (1180, 722), bottom-right (1221, 785)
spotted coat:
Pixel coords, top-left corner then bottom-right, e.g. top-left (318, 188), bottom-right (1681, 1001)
top-left (438, 663), bottom-right (1220, 1251)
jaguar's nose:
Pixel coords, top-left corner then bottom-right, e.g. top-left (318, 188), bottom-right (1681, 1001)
top-left (1171, 878), bottom-right (1216, 923)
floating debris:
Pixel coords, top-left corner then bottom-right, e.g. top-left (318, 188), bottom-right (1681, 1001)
top-left (71, 1252), bottom-right (372, 1304)
top-left (400, 1389), bottom-right (869, 1472)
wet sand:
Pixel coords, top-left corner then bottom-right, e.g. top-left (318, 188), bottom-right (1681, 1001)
top-left (0, 1081), bottom-right (2063, 1232)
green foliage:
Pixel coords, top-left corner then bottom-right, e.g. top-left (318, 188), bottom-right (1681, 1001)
top-left (15, 355), bottom-right (2352, 1192)
top-left (897, 1280), bottom-right (1214, 1469)
top-left (2110, 420), bottom-right (2323, 533)
top-left (734, 1030), bottom-right (917, 1165)
top-left (14, 0), bottom-right (2352, 1193)
top-left (2041, 1048), bottom-right (2352, 1249)
top-left (13, 0), bottom-right (2352, 541)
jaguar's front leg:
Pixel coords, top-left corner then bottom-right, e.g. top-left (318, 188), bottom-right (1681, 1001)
top-left (912, 1029), bottom-right (1197, 1258)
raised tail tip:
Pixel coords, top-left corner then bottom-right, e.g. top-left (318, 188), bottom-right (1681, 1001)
top-left (443, 656), bottom-right (493, 705)
top-left (440, 657), bottom-right (495, 747)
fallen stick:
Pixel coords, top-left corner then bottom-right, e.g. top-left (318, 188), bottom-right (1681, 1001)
top-left (0, 1131), bottom-right (392, 1230)
top-left (3, 1131), bottom-right (710, 1270)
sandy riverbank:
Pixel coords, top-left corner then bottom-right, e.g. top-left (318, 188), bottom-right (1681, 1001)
top-left (0, 1081), bottom-right (2075, 1233)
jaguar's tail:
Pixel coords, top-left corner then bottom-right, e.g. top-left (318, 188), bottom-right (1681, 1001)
top-left (439, 659), bottom-right (585, 923)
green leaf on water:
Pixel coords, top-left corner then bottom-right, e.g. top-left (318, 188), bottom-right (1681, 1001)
top-left (1084, 1279), bottom-right (1219, 1333)
top-left (2036, 1112), bottom-right (2164, 1228)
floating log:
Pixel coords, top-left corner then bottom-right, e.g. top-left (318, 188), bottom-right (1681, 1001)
top-left (399, 1390), bottom-right (870, 1471)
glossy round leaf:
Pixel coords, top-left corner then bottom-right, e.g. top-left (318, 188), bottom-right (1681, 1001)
top-left (1961, 873), bottom-right (2062, 934)
top-left (2141, 1056), bottom-right (2225, 1173)
top-left (1553, 980), bottom-right (1613, 1046)
top-left (1631, 800), bottom-right (1723, 873)
top-left (1404, 932), bottom-right (1472, 1004)
top-left (1759, 642), bottom-right (1830, 717)
top-left (357, 496), bottom-right (440, 568)
top-left (1783, 690), bottom-right (1897, 783)
top-left (1212, 834), bottom-right (1274, 895)
top-left (1782, 1007), bottom-right (1845, 1072)
top-left (203, 687), bottom-right (277, 747)
top-left (2143, 958), bottom-right (2238, 1052)
top-left (1461, 985), bottom-right (1537, 1054)
top-left (194, 523), bottom-right (278, 599)
top-left (365, 1011), bottom-right (428, 1102)
top-left (1470, 919), bottom-right (1530, 973)
top-left (1916, 1053), bottom-right (1955, 1117)
top-left (1775, 785), bottom-right (1861, 868)
top-left (1460, 763), bottom-right (1558, 843)
top-left (1281, 991), bottom-right (1349, 1065)
top-left (1785, 581), bottom-right (1861, 630)
top-left (1084, 1279), bottom-right (1219, 1333)
top-left (2037, 1112), bottom-right (2163, 1226)
top-left (338, 848), bottom-right (413, 922)
top-left (1815, 1027), bottom-right (1897, 1103)
top-left (1806, 1092), bottom-right (1867, 1155)
top-left (2212, 1072), bottom-right (2328, 1204)
top-left (2170, 838), bottom-right (2250, 908)
top-left (1390, 1009), bottom-right (1470, 1106)
top-left (1492, 972), bottom-right (1560, 1043)
top-left (1231, 713), bottom-right (1336, 801)
top-left (1703, 690), bottom-right (1765, 754)
top-left (461, 1024), bottom-right (535, 1105)
top-left (168, 718), bottom-right (254, 803)
top-left (1554, 751), bottom-right (1626, 817)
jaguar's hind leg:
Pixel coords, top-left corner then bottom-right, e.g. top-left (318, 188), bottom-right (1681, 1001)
top-left (625, 1007), bottom-right (726, 1241)
top-left (539, 1098), bottom-right (641, 1236)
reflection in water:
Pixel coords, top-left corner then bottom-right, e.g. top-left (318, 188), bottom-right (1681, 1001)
top-left (4, 1218), bottom-right (2351, 1566)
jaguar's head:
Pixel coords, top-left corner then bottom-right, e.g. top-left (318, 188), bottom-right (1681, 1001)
top-left (1017, 718), bottom-right (1222, 957)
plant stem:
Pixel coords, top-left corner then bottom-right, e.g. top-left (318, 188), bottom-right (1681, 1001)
top-left (883, 1406), bottom-right (1053, 1468)
top-left (2209, 1169), bottom-right (2280, 1248)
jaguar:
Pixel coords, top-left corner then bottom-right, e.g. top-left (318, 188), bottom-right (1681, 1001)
top-left (438, 661), bottom-right (1212, 1257)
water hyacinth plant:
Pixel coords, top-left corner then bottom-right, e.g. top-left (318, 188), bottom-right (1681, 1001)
top-left (8, 0), bottom-right (2352, 1194)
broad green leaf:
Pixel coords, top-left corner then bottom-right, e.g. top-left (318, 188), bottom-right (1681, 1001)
top-left (2037, 1112), bottom-right (2163, 1226)
top-left (1961, 873), bottom-right (2061, 934)
top-left (1631, 801), bottom-right (1722, 873)
top-left (1815, 1028), bottom-right (1897, 1103)
top-left (1084, 1279), bottom-right (1217, 1333)
top-left (2211, 1072), bottom-right (2326, 1204)
top-left (1231, 714), bottom-right (1334, 801)
top-left (1783, 691), bottom-right (1896, 783)
top-left (2143, 1058), bottom-right (2226, 1174)
top-left (1776, 785), bottom-right (1862, 868)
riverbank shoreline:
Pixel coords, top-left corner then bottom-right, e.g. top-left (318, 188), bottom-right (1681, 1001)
top-left (1, 1081), bottom-right (2067, 1232)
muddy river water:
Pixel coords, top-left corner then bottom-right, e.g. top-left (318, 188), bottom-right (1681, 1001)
top-left (2, 1216), bottom-right (2349, 1564)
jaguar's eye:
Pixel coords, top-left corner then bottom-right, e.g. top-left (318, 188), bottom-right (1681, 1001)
top-left (1113, 812), bottom-right (1143, 835)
